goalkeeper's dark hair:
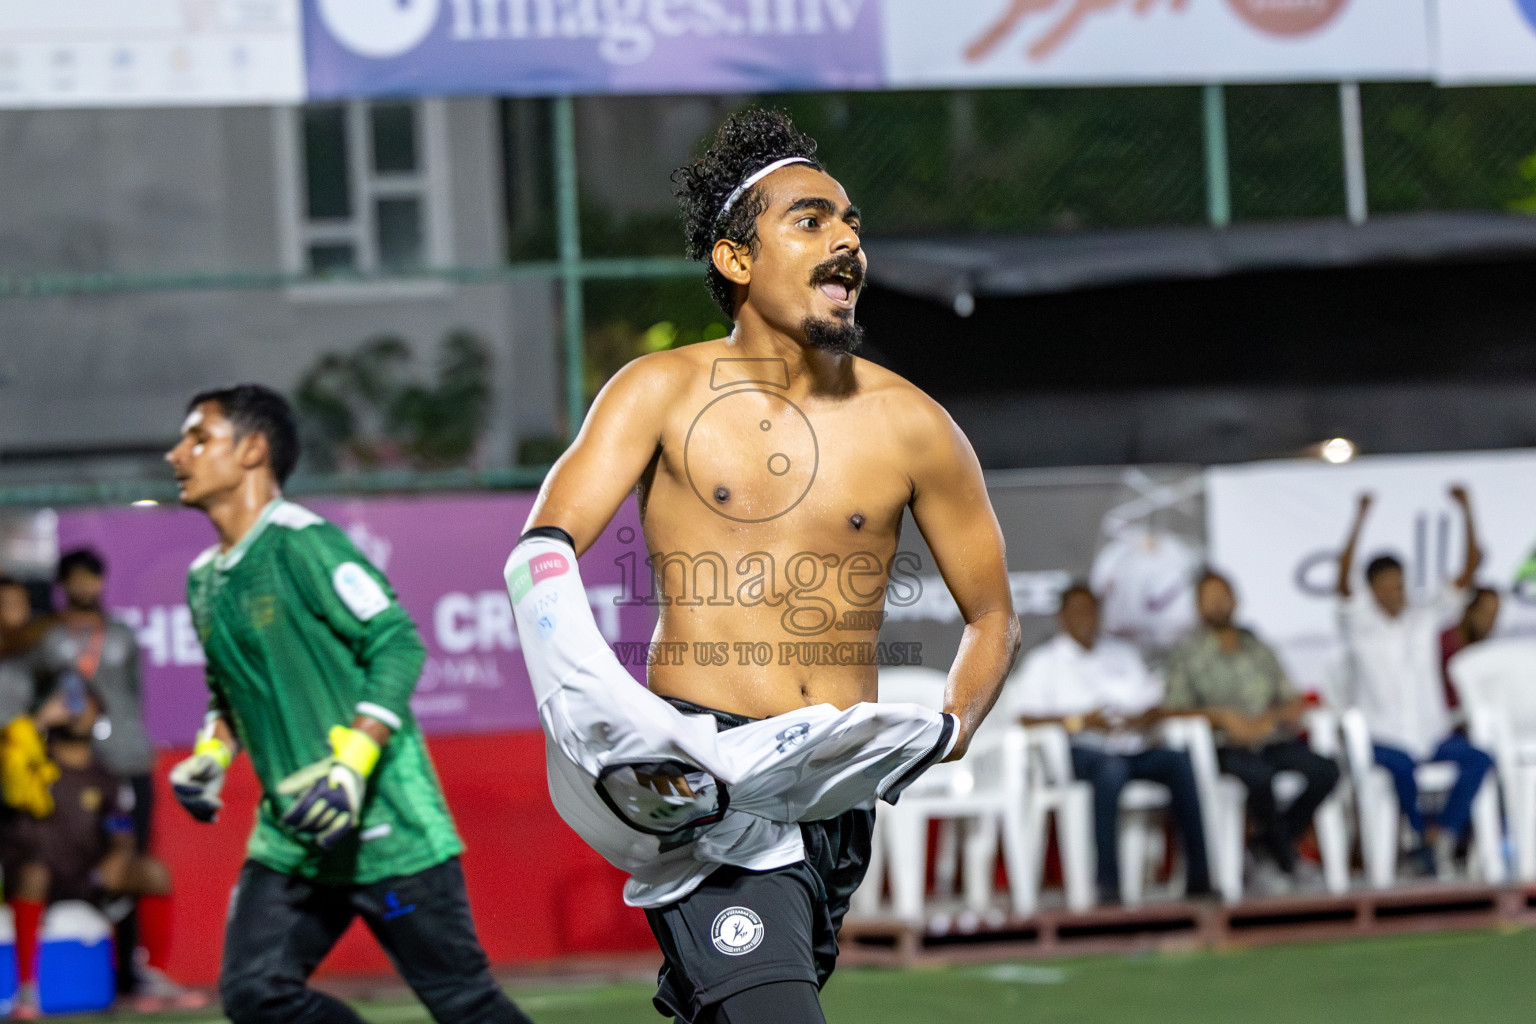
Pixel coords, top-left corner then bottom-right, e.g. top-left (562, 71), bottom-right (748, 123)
top-left (188, 383), bottom-right (300, 484)
top-left (672, 108), bottom-right (823, 318)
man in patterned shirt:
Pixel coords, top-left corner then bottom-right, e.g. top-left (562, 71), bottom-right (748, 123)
top-left (1164, 571), bottom-right (1339, 885)
top-left (163, 385), bottom-right (531, 1024)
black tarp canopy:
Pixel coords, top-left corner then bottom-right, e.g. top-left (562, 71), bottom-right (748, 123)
top-left (866, 212), bottom-right (1536, 309)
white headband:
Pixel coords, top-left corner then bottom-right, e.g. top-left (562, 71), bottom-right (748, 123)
top-left (716, 157), bottom-right (812, 225)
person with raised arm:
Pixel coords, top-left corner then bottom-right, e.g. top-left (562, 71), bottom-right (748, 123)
top-left (1337, 486), bottom-right (1493, 876)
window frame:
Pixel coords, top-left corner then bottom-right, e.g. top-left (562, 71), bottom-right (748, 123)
top-left (273, 98), bottom-right (455, 302)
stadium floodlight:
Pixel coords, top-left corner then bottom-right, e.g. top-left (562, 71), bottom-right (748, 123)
top-left (1320, 438), bottom-right (1356, 464)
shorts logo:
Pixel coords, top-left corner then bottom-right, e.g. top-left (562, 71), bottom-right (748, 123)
top-left (711, 906), bottom-right (765, 956)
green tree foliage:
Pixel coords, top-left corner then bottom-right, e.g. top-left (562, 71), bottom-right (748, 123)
top-left (295, 331), bottom-right (492, 472)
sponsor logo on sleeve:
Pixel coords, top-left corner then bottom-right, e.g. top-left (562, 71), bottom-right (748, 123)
top-left (509, 553), bottom-right (569, 605)
top-left (333, 562), bottom-right (392, 621)
top-left (507, 563), bottom-right (534, 604)
top-left (530, 552), bottom-right (571, 583)
top-left (711, 906), bottom-right (765, 956)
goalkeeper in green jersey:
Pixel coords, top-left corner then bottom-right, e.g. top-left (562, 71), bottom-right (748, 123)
top-left (164, 385), bottom-right (533, 1024)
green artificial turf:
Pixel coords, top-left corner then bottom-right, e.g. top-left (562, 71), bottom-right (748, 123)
top-left (68, 927), bottom-right (1536, 1024)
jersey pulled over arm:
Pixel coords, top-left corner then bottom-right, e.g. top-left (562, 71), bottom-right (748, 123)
top-left (906, 399), bottom-right (1021, 761)
top-left (525, 354), bottom-right (676, 555)
top-left (280, 526), bottom-right (425, 734)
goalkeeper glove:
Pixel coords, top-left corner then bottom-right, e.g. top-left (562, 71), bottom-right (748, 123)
top-left (277, 726), bottom-right (380, 850)
top-left (169, 731), bottom-right (234, 823)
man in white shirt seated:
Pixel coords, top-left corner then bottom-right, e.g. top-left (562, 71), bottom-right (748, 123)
top-left (1337, 488), bottom-right (1495, 874)
top-left (1007, 584), bottom-right (1211, 904)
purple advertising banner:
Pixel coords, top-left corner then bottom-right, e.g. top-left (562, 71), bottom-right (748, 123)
top-left (55, 492), bottom-right (655, 748)
top-left (303, 0), bottom-right (885, 98)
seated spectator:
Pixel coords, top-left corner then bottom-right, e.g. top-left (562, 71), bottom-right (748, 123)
top-left (1338, 488), bottom-right (1495, 875)
top-left (2, 685), bottom-right (204, 1017)
top-left (1164, 571), bottom-right (1340, 890)
top-left (1006, 584), bottom-right (1211, 904)
top-left (1439, 587), bottom-right (1500, 716)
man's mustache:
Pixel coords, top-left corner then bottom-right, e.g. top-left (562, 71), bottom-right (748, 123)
top-left (809, 253), bottom-right (866, 292)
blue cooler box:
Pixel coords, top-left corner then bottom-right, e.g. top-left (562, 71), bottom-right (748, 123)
top-left (0, 905), bottom-right (16, 1004)
top-left (37, 901), bottom-right (114, 1015)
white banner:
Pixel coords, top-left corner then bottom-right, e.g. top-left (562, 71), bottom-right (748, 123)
top-left (1435, 0), bottom-right (1536, 84)
top-left (0, 0), bottom-right (303, 108)
top-left (883, 0), bottom-right (1433, 87)
top-left (1206, 450), bottom-right (1536, 701)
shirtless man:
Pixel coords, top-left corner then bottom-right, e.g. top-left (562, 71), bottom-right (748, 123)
top-left (519, 108), bottom-right (1019, 1024)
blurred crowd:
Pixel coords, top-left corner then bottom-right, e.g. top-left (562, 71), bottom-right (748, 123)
top-left (0, 551), bottom-right (203, 1017)
top-left (1001, 485), bottom-right (1505, 904)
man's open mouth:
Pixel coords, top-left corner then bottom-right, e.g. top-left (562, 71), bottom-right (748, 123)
top-left (812, 260), bottom-right (863, 305)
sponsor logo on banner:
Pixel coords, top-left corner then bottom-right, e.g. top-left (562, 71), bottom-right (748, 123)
top-left (1225, 0), bottom-right (1349, 37)
top-left (965, 0), bottom-right (1192, 64)
top-left (961, 0), bottom-right (1347, 67)
top-left (1520, 0), bottom-right (1536, 33)
top-left (318, 0), bottom-right (440, 57)
top-left (307, 0), bottom-right (880, 89)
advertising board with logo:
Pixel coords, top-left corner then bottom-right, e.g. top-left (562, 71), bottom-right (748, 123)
top-left (0, 0), bottom-right (304, 108)
top-left (302, 0), bottom-right (1437, 98)
top-left (9, 1), bottom-right (1536, 103)
top-left (1435, 0), bottom-right (1536, 84)
top-left (882, 0), bottom-right (1430, 87)
top-left (303, 0), bottom-right (885, 98)
top-left (55, 492), bottom-right (655, 747)
top-left (1207, 450), bottom-right (1536, 701)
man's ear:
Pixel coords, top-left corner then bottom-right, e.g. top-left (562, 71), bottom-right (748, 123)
top-left (236, 430), bottom-right (272, 475)
top-left (711, 238), bottom-right (752, 288)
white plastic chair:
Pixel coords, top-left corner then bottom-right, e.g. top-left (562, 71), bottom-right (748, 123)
top-left (1030, 716), bottom-right (1242, 908)
top-left (854, 667), bottom-right (1032, 922)
top-left (1016, 723), bottom-right (1096, 913)
top-left (1290, 708), bottom-right (1352, 895)
top-left (1339, 707), bottom-right (1505, 886)
top-left (1121, 712), bottom-right (1349, 903)
top-left (1450, 639), bottom-right (1536, 881)
top-left (1152, 715), bottom-right (1247, 904)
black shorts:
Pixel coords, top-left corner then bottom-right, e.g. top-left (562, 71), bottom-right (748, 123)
top-left (645, 700), bottom-right (875, 1023)
top-left (220, 858), bottom-right (531, 1024)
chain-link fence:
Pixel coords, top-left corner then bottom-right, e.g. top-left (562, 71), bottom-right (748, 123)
top-left (573, 83), bottom-right (1536, 393)
top-left (9, 82), bottom-right (1536, 499)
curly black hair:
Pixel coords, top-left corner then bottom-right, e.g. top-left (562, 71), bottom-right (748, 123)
top-left (672, 108), bottom-right (824, 318)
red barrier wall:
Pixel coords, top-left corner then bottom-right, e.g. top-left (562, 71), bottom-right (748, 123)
top-left (154, 731), bottom-right (655, 986)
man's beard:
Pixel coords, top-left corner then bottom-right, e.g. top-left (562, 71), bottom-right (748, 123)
top-left (801, 313), bottom-right (864, 354)
top-left (804, 251), bottom-right (866, 354)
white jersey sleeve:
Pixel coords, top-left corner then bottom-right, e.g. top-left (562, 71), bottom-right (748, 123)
top-left (505, 533), bottom-right (958, 908)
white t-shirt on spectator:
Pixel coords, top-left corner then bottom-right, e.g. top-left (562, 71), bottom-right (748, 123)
top-left (1006, 633), bottom-right (1163, 754)
top-left (1339, 586), bottom-right (1463, 760)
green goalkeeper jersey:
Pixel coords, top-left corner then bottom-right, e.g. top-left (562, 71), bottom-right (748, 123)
top-left (187, 499), bottom-right (463, 884)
